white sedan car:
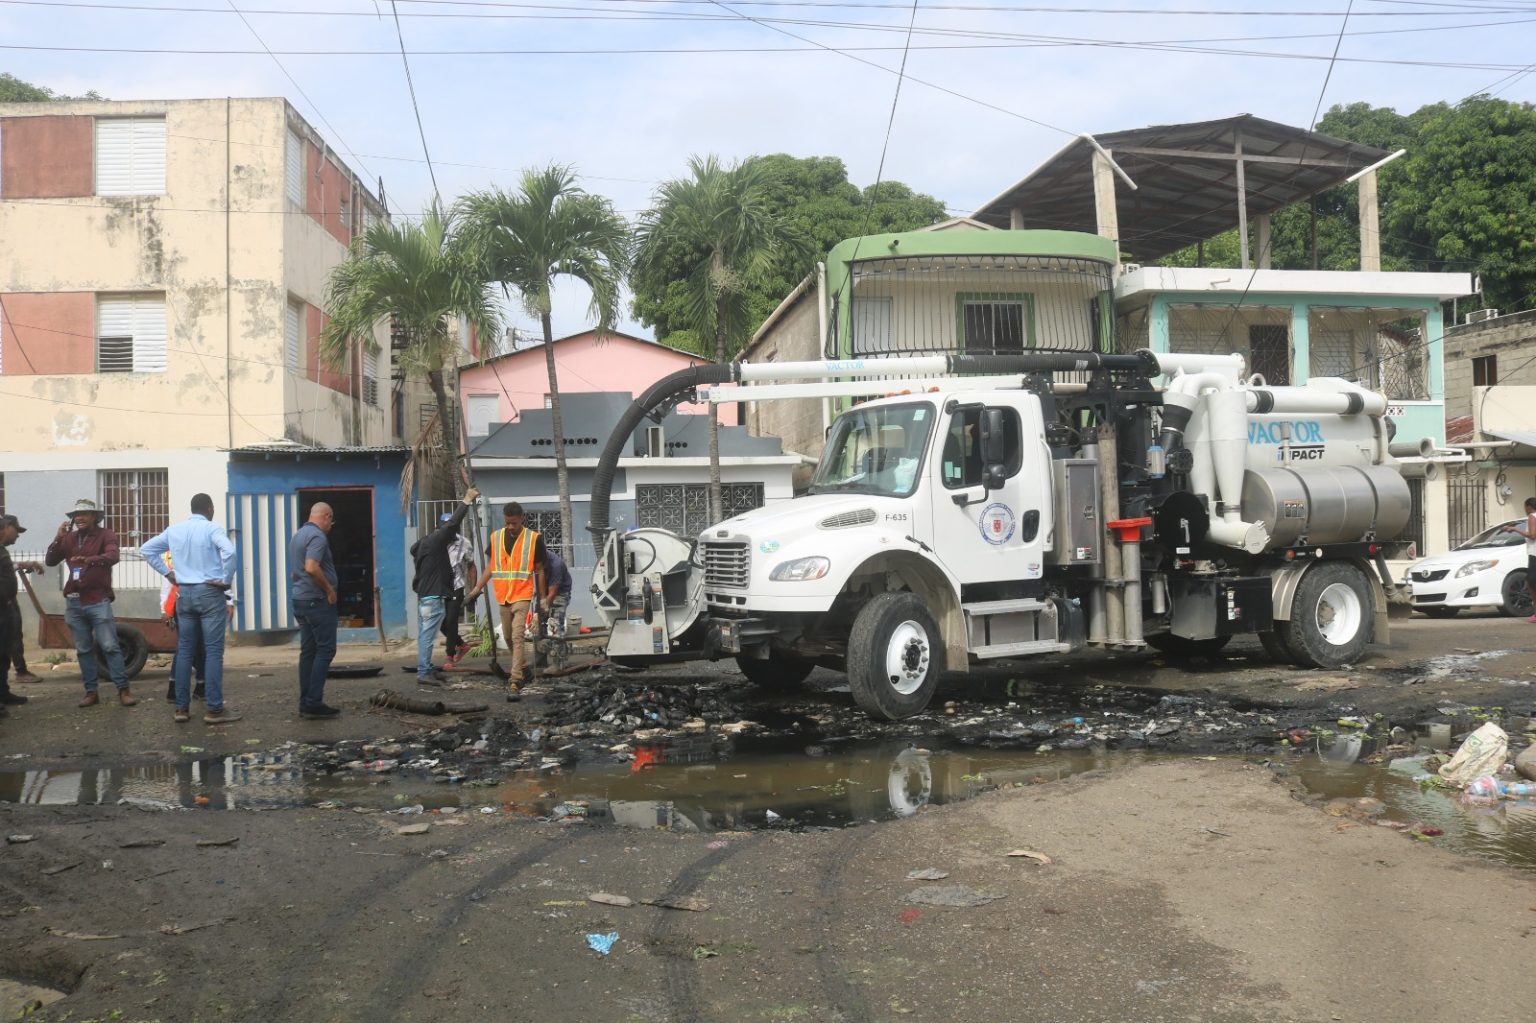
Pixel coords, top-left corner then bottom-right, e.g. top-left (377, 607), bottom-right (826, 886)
top-left (1407, 519), bottom-right (1533, 618)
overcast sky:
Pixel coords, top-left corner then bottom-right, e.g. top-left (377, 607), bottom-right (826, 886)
top-left (4, 0), bottom-right (1534, 338)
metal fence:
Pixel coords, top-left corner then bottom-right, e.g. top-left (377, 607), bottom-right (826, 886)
top-left (1447, 470), bottom-right (1488, 550)
top-left (11, 547), bottom-right (164, 592)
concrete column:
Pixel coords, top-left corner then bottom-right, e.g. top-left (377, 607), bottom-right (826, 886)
top-left (1290, 304), bottom-right (1310, 384)
top-left (1235, 137), bottom-right (1250, 269)
top-left (1149, 295), bottom-right (1170, 354)
top-left (1091, 149), bottom-right (1119, 251)
top-left (1424, 301), bottom-right (1444, 400)
top-left (1254, 213), bottom-right (1272, 269)
top-left (1009, 207), bottom-right (1026, 230)
top-left (1359, 170), bottom-right (1381, 272)
top-left (1423, 474), bottom-right (1449, 556)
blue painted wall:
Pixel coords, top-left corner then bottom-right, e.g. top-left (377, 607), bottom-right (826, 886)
top-left (226, 454), bottom-right (412, 641)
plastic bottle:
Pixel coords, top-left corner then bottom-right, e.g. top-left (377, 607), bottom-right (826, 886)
top-left (1507, 782), bottom-right (1536, 798)
top-left (1465, 775), bottom-right (1503, 798)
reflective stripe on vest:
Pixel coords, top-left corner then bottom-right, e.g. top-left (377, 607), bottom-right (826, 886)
top-left (489, 527), bottom-right (539, 605)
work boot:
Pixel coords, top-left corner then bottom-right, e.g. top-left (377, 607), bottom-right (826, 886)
top-left (203, 707), bottom-right (241, 725)
top-left (118, 688), bottom-right (138, 707)
top-left (14, 672), bottom-right (40, 684)
top-left (505, 682), bottom-right (522, 703)
top-left (78, 692), bottom-right (100, 708)
top-left (1, 693), bottom-right (28, 706)
top-left (299, 703), bottom-right (342, 720)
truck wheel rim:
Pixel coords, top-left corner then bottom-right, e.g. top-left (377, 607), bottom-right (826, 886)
top-left (1315, 582), bottom-right (1362, 646)
top-left (885, 620), bottom-right (930, 695)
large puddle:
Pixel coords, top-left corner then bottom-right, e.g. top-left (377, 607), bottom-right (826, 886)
top-left (5, 721), bottom-right (1535, 871)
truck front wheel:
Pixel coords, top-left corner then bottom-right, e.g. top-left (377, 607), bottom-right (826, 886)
top-left (735, 653), bottom-right (814, 690)
top-left (847, 593), bottom-right (945, 720)
top-left (1281, 563), bottom-right (1373, 668)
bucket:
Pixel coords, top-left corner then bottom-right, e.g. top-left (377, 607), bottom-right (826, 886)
top-left (565, 615), bottom-right (582, 637)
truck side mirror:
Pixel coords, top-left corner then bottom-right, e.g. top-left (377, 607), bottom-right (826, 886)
top-left (983, 464), bottom-right (1007, 491)
top-left (980, 409), bottom-right (1006, 465)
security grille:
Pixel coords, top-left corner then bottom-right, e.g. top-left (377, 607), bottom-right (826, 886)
top-left (98, 468), bottom-right (169, 546)
top-left (526, 510), bottom-right (566, 565)
top-left (1447, 471), bottom-right (1487, 549)
top-left (636, 483), bottom-right (763, 535)
top-left (702, 541), bottom-right (750, 589)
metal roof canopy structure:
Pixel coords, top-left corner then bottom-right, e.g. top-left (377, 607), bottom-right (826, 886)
top-left (973, 115), bottom-right (1390, 264)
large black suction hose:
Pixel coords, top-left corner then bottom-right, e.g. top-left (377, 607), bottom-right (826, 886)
top-left (589, 362), bottom-right (738, 558)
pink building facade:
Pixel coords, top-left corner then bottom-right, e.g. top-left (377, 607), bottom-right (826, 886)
top-left (458, 330), bottom-right (739, 440)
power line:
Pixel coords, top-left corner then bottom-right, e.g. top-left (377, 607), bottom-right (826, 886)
top-left (389, 0), bottom-right (440, 200)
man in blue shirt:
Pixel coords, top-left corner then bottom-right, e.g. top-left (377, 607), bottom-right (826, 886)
top-left (542, 549), bottom-right (574, 639)
top-left (142, 493), bottom-right (239, 725)
top-left (288, 503), bottom-right (340, 719)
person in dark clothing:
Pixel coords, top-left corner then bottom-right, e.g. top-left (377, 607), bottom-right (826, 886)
top-left (438, 514), bottom-right (478, 665)
top-left (1, 514), bottom-right (42, 716)
top-left (289, 503), bottom-right (340, 719)
top-left (410, 488), bottom-right (478, 686)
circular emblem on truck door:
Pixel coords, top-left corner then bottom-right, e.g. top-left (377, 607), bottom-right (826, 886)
top-left (978, 503), bottom-right (1016, 545)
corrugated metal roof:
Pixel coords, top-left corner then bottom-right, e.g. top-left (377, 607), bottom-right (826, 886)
top-left (228, 444), bottom-right (410, 456)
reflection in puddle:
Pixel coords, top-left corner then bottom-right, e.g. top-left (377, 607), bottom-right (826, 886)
top-left (0, 743), bottom-right (1145, 831)
top-left (0, 977), bottom-right (67, 1018)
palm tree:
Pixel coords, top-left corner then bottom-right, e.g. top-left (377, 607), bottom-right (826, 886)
top-left (634, 155), bottom-right (795, 523)
top-left (456, 166), bottom-right (630, 563)
top-left (321, 205), bottom-right (501, 500)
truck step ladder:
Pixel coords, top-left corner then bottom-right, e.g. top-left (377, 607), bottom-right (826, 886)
top-left (962, 598), bottom-right (1072, 661)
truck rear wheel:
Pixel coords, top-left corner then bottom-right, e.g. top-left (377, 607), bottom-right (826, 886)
top-left (1281, 563), bottom-right (1373, 668)
top-left (1258, 627), bottom-right (1295, 664)
top-left (735, 653), bottom-right (814, 690)
top-left (847, 593), bottom-right (945, 720)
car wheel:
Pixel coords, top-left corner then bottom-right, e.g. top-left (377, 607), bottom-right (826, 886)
top-left (847, 592), bottom-right (945, 720)
top-left (1281, 563), bottom-right (1373, 668)
top-left (1420, 606), bottom-right (1460, 619)
top-left (1499, 570), bottom-right (1533, 618)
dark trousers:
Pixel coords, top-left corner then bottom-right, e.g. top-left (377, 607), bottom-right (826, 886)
top-left (0, 601), bottom-right (12, 696)
top-left (439, 589), bottom-right (466, 650)
top-left (293, 598), bottom-right (338, 710)
top-left (6, 601), bottom-right (27, 676)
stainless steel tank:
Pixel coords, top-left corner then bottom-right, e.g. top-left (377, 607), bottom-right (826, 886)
top-left (1240, 465), bottom-right (1412, 548)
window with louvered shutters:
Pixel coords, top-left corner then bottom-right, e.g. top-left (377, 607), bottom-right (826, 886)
top-left (285, 130), bottom-right (303, 207)
top-left (97, 294), bottom-right (167, 373)
top-left (284, 299), bottom-right (302, 372)
top-left (95, 118), bottom-right (165, 196)
top-left (362, 345), bottom-right (378, 406)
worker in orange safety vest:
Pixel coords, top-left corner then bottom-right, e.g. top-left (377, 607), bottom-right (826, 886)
top-left (465, 501), bottom-right (546, 692)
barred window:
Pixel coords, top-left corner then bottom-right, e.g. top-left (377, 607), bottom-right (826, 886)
top-left (636, 483), bottom-right (764, 535)
top-left (525, 510), bottom-right (564, 561)
top-left (98, 468), bottom-right (169, 547)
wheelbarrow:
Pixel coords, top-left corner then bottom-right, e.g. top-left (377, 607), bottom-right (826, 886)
top-left (18, 570), bottom-right (179, 680)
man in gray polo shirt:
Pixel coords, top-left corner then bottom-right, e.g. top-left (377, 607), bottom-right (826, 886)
top-left (288, 503), bottom-right (339, 719)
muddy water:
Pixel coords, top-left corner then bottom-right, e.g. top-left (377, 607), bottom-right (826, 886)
top-left (5, 733), bottom-right (1536, 871)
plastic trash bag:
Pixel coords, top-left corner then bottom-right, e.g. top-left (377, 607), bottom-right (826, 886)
top-left (1438, 722), bottom-right (1509, 787)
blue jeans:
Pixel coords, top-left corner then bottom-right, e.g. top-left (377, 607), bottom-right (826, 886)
top-left (175, 585), bottom-right (228, 711)
top-left (64, 596), bottom-right (129, 692)
top-left (293, 598), bottom-right (338, 709)
top-left (417, 596), bottom-right (446, 677)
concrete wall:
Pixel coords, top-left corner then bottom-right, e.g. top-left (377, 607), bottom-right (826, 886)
top-left (741, 290), bottom-right (826, 487)
top-left (1445, 310), bottom-right (1536, 422)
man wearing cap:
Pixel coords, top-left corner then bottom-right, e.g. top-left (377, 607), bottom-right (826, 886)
top-left (287, 502), bottom-right (341, 720)
top-left (0, 514), bottom-right (43, 716)
top-left (46, 498), bottom-right (135, 707)
top-left (409, 487), bottom-right (478, 686)
top-left (143, 494), bottom-right (239, 725)
top-left (440, 512), bottom-right (478, 666)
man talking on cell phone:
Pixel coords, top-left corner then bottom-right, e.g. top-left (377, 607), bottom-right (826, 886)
top-left (46, 499), bottom-right (135, 708)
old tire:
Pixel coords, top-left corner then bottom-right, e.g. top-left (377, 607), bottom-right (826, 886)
top-left (1498, 570), bottom-right (1532, 618)
top-left (115, 624), bottom-right (149, 680)
top-left (1258, 627), bottom-right (1296, 663)
top-left (1281, 563), bottom-right (1373, 668)
top-left (1420, 606), bottom-right (1460, 619)
top-left (736, 653), bottom-right (814, 690)
top-left (1146, 633), bottom-right (1231, 658)
top-left (846, 592), bottom-right (945, 720)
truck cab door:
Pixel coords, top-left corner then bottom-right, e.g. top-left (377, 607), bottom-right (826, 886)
top-left (928, 398), bottom-right (1050, 586)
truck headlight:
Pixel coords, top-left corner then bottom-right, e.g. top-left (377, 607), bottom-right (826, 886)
top-left (770, 556), bottom-right (830, 582)
top-left (1455, 560), bottom-right (1497, 578)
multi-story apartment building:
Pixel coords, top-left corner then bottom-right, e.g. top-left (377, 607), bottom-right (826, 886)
top-left (0, 97), bottom-right (414, 636)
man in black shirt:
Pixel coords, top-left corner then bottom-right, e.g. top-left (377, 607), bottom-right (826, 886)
top-left (411, 487), bottom-right (478, 686)
top-left (0, 514), bottom-right (43, 716)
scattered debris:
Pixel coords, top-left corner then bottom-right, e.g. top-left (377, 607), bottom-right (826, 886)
top-left (905, 885), bottom-right (1007, 908)
top-left (588, 892), bottom-right (634, 908)
top-left (41, 862), bottom-right (81, 876)
top-left (194, 838), bottom-right (240, 848)
top-left (898, 908), bottom-right (922, 923)
top-left (585, 932), bottom-right (620, 955)
top-left (1005, 849), bottom-right (1053, 865)
top-left (395, 823), bottom-right (432, 836)
top-left (642, 895), bottom-right (710, 912)
top-left (159, 917), bottom-right (233, 935)
top-left (1439, 722), bottom-right (1509, 786)
top-left (906, 868), bottom-right (950, 881)
top-left (45, 927), bottom-right (122, 940)
top-left (6, 834), bottom-right (35, 844)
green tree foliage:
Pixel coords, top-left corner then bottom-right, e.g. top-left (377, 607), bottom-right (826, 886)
top-left (631, 154), bottom-right (946, 349)
top-left (0, 72), bottom-right (103, 102)
top-left (1153, 97), bottom-right (1536, 311)
top-left (456, 166), bottom-right (631, 556)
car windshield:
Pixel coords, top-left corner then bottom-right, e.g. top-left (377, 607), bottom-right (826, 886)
top-left (1457, 521), bottom-right (1525, 550)
top-left (807, 402), bottom-right (933, 499)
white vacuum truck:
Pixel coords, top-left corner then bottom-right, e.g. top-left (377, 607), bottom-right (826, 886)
top-left (587, 348), bottom-right (1412, 719)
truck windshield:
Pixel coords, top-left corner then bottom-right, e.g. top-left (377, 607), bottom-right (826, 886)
top-left (807, 402), bottom-right (932, 498)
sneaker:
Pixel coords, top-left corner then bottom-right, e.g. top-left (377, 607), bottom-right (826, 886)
top-left (118, 688), bottom-right (138, 707)
top-left (174, 707), bottom-right (191, 723)
top-left (505, 682), bottom-right (522, 703)
top-left (193, 683), bottom-right (206, 700)
top-left (299, 704), bottom-right (342, 720)
top-left (203, 707), bottom-right (242, 724)
top-left (78, 692), bottom-right (100, 708)
top-left (14, 672), bottom-right (40, 684)
top-left (416, 671), bottom-right (448, 688)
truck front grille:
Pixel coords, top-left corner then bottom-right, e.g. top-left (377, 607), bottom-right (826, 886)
top-left (703, 541), bottom-right (750, 589)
